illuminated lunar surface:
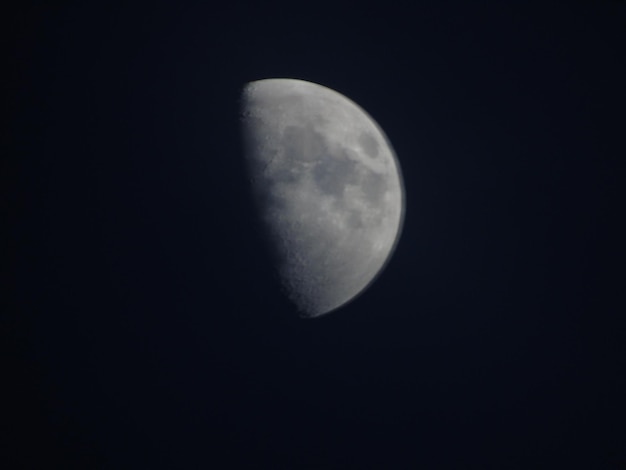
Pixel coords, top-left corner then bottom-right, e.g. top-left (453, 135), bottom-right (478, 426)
top-left (241, 78), bottom-right (404, 318)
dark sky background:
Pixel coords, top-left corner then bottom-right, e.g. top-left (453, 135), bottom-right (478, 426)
top-left (5, 1), bottom-right (626, 469)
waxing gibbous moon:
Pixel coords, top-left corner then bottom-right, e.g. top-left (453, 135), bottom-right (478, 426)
top-left (240, 78), bottom-right (404, 318)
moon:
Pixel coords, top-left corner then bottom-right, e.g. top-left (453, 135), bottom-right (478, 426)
top-left (240, 78), bottom-right (404, 318)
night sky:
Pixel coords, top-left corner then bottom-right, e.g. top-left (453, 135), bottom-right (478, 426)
top-left (6, 1), bottom-right (625, 468)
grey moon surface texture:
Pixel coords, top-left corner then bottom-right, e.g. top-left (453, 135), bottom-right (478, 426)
top-left (240, 78), bottom-right (404, 318)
